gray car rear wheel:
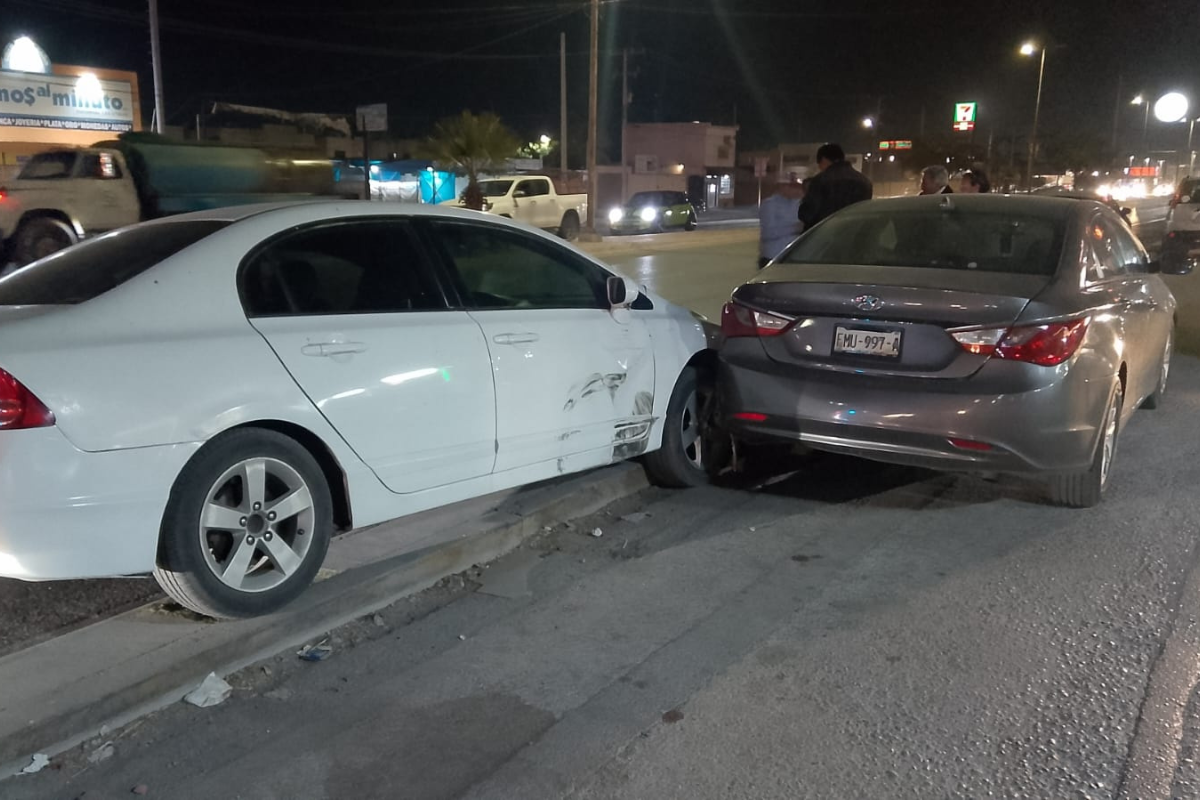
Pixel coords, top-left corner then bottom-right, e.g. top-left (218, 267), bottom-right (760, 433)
top-left (1048, 381), bottom-right (1122, 508)
top-left (1141, 327), bottom-right (1172, 410)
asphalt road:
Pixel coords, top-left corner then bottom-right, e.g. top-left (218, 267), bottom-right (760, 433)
top-left (11, 355), bottom-right (1200, 799)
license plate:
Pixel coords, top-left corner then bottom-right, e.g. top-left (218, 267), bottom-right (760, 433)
top-left (833, 326), bottom-right (902, 357)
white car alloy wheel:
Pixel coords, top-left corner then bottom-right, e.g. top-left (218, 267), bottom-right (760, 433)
top-left (199, 457), bottom-right (316, 593)
top-left (154, 429), bottom-right (333, 618)
top-left (643, 367), bottom-right (709, 488)
top-left (679, 389), bottom-right (704, 471)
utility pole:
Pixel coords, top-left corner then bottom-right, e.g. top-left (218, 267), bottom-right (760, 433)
top-left (560, 32), bottom-right (568, 175)
top-left (1111, 73), bottom-right (1123, 155)
top-left (148, 0), bottom-right (166, 134)
top-left (621, 48), bottom-right (629, 204)
top-left (582, 0), bottom-right (600, 239)
top-left (1025, 46), bottom-right (1046, 190)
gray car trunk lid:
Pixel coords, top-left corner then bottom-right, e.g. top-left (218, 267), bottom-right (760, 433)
top-left (735, 265), bottom-right (1053, 379)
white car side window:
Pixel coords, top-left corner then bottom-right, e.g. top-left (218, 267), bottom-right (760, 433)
top-left (433, 223), bottom-right (607, 310)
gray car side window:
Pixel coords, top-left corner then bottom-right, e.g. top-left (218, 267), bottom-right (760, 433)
top-left (1086, 216), bottom-right (1127, 283)
top-left (1109, 219), bottom-right (1148, 274)
top-left (430, 222), bottom-right (607, 310)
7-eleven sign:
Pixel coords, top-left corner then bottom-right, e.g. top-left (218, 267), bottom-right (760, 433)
top-left (953, 102), bottom-right (977, 132)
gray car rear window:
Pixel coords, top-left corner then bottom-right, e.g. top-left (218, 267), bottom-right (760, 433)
top-left (0, 220), bottom-right (229, 305)
top-left (779, 208), bottom-right (1065, 276)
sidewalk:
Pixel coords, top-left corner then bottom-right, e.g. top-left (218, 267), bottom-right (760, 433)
top-left (0, 463), bottom-right (649, 777)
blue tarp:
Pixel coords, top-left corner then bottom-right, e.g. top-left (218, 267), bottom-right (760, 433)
top-left (333, 159), bottom-right (455, 203)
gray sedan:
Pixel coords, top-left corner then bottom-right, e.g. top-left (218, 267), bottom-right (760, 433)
top-left (717, 194), bottom-right (1191, 507)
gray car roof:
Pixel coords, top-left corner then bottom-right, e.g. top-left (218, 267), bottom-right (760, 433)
top-left (838, 193), bottom-right (1095, 221)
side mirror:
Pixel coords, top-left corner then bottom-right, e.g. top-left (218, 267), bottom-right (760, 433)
top-left (607, 275), bottom-right (641, 308)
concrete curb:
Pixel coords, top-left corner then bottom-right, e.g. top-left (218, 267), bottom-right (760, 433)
top-left (0, 463), bottom-right (649, 777)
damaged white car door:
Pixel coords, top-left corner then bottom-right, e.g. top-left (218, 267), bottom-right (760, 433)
top-left (428, 221), bottom-right (655, 476)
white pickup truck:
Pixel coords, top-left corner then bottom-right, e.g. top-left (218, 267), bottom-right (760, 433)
top-left (468, 175), bottom-right (587, 241)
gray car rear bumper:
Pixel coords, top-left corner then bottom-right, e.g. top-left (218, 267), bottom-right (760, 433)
top-left (718, 347), bottom-right (1111, 474)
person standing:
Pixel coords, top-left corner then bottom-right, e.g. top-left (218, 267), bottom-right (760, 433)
top-left (958, 168), bottom-right (991, 193)
top-left (797, 143), bottom-right (873, 230)
top-left (919, 165), bottom-right (954, 195)
top-left (759, 175), bottom-right (805, 268)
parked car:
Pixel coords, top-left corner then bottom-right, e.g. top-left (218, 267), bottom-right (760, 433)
top-left (1164, 176), bottom-right (1200, 271)
top-left (1031, 185), bottom-right (1134, 226)
top-left (0, 203), bottom-right (712, 618)
top-left (718, 194), bottom-right (1189, 507)
top-left (458, 175), bottom-right (587, 241)
top-left (608, 191), bottom-right (698, 234)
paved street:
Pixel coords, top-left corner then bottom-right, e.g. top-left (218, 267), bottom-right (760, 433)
top-left (9, 358), bottom-right (1200, 799)
top-left (7, 213), bottom-right (1200, 798)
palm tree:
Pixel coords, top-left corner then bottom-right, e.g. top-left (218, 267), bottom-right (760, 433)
top-left (420, 111), bottom-right (521, 210)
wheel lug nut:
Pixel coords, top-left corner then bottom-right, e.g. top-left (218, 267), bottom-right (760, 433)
top-left (253, 502), bottom-right (262, 511)
top-left (239, 517), bottom-right (247, 527)
top-left (267, 511), bottom-right (277, 521)
top-left (246, 535), bottom-right (255, 545)
top-left (265, 532), bottom-right (273, 541)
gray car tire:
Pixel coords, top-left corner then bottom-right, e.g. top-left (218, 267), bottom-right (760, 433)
top-left (154, 428), bottom-right (333, 619)
top-left (1048, 381), bottom-right (1122, 509)
top-left (643, 368), bottom-right (709, 488)
top-left (1141, 328), bottom-right (1172, 410)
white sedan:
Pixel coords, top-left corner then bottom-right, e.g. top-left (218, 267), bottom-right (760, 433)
top-left (0, 203), bottom-right (712, 617)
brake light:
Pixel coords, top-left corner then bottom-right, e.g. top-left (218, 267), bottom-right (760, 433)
top-left (950, 319), bottom-right (1089, 366)
top-left (948, 438), bottom-right (993, 451)
top-left (721, 302), bottom-right (795, 338)
top-left (0, 369), bottom-right (55, 429)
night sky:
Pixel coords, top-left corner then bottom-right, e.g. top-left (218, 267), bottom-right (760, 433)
top-left (5, 0), bottom-right (1199, 161)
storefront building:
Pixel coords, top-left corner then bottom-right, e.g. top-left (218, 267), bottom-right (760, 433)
top-left (0, 37), bottom-right (142, 177)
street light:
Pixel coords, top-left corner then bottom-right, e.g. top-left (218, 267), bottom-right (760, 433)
top-left (1132, 94), bottom-right (1151, 153)
top-left (1020, 40), bottom-right (1047, 190)
top-left (1155, 92), bottom-right (1189, 123)
top-left (861, 116), bottom-right (875, 129)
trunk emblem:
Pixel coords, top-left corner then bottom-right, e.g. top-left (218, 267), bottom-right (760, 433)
top-left (852, 295), bottom-right (884, 312)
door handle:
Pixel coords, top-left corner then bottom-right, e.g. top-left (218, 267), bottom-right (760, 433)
top-left (493, 333), bottom-right (540, 346)
top-left (301, 342), bottom-right (368, 357)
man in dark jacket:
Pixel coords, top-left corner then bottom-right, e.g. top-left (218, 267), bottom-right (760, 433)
top-left (797, 143), bottom-right (873, 229)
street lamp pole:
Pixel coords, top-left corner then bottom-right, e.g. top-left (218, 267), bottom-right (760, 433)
top-left (1022, 43), bottom-right (1046, 190)
top-left (583, 0), bottom-right (600, 239)
top-left (1131, 95), bottom-right (1151, 154)
top-left (1189, 117), bottom-right (1197, 176)
top-left (148, 0), bottom-right (166, 134)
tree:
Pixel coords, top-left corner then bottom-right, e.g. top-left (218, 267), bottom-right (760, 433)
top-left (419, 111), bottom-right (521, 210)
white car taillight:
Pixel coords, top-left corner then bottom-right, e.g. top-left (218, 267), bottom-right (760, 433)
top-left (0, 368), bottom-right (55, 430)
